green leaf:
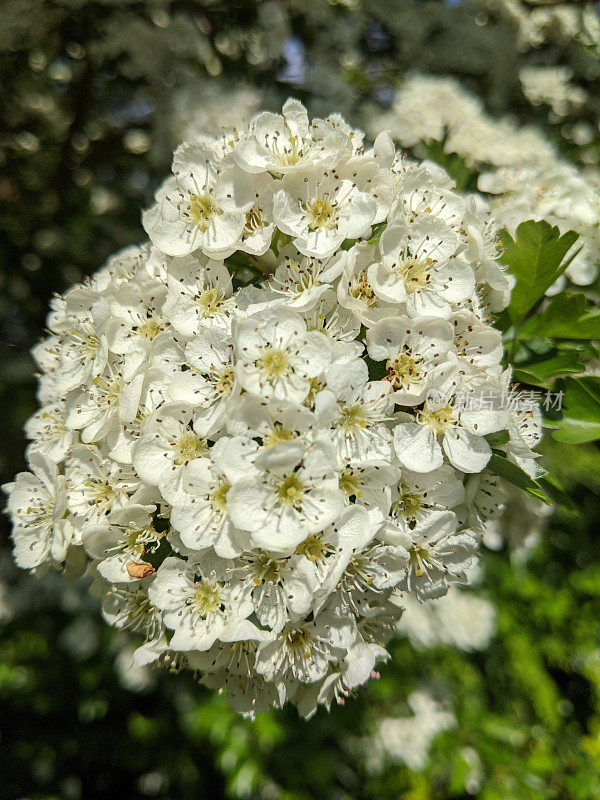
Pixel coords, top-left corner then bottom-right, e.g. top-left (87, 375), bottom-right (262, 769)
top-left (552, 377), bottom-right (600, 444)
top-left (512, 353), bottom-right (586, 388)
top-left (484, 430), bottom-right (510, 447)
top-left (537, 475), bottom-right (577, 511)
top-left (488, 453), bottom-right (552, 505)
top-left (499, 221), bottom-right (579, 324)
top-left (519, 293), bottom-right (600, 341)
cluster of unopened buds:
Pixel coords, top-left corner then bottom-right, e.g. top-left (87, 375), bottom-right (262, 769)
top-left (3, 99), bottom-right (541, 717)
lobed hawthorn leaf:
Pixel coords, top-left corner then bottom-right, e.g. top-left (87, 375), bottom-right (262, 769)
top-left (552, 376), bottom-right (600, 444)
top-left (488, 452), bottom-right (552, 505)
top-left (499, 220), bottom-right (579, 325)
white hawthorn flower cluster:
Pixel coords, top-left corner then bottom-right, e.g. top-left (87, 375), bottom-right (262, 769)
top-left (368, 73), bottom-right (600, 292)
top-left (3, 99), bottom-right (538, 718)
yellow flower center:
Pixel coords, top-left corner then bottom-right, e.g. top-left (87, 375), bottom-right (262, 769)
top-left (335, 404), bottom-right (367, 435)
top-left (387, 353), bottom-right (419, 387)
top-left (264, 425), bottom-right (297, 448)
top-left (418, 404), bottom-right (454, 433)
top-left (173, 431), bottom-right (208, 465)
top-left (25, 500), bottom-right (54, 527)
top-left (124, 526), bottom-right (159, 555)
top-left (210, 481), bottom-right (230, 514)
top-left (259, 347), bottom-right (290, 381)
top-left (306, 198), bottom-right (337, 231)
top-left (196, 287), bottom-right (226, 318)
top-left (214, 366), bottom-right (235, 396)
top-left (286, 627), bottom-right (312, 659)
top-left (339, 468), bottom-right (361, 498)
top-left (275, 473), bottom-right (305, 509)
top-left (306, 377), bottom-right (324, 406)
top-left (276, 135), bottom-right (302, 167)
top-left (244, 205), bottom-right (265, 234)
top-left (409, 545), bottom-right (430, 578)
top-left (399, 257), bottom-right (433, 294)
top-left (126, 591), bottom-right (153, 624)
top-left (87, 480), bottom-right (115, 506)
top-left (189, 193), bottom-right (222, 232)
top-left (295, 534), bottom-right (326, 561)
top-left (91, 375), bottom-right (122, 407)
top-left (137, 319), bottom-right (162, 340)
top-left (251, 552), bottom-right (285, 585)
top-left (349, 271), bottom-right (377, 306)
top-left (395, 488), bottom-right (422, 517)
top-left (192, 581), bottom-right (222, 616)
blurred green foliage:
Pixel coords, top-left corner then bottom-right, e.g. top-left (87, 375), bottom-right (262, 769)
top-left (1, 2), bottom-right (600, 799)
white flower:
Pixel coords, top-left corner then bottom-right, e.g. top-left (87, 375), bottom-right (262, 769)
top-left (148, 555), bottom-right (258, 651)
top-left (315, 535), bottom-right (410, 616)
top-left (254, 609), bottom-right (357, 686)
top-left (66, 444), bottom-right (141, 526)
top-left (54, 313), bottom-right (109, 395)
top-left (24, 400), bottom-right (75, 463)
top-left (83, 504), bottom-right (159, 583)
top-left (162, 255), bottom-right (234, 336)
top-left (338, 462), bottom-right (399, 515)
top-left (132, 404), bottom-right (209, 506)
top-left (65, 358), bottom-right (144, 445)
top-left (302, 293), bottom-right (363, 363)
top-left (365, 690), bottom-right (456, 771)
top-left (397, 588), bottom-right (496, 652)
top-left (234, 173), bottom-right (277, 257)
top-left (273, 165), bottom-right (377, 258)
top-left (106, 282), bottom-right (169, 361)
top-left (390, 465), bottom-right (465, 533)
top-left (189, 639), bottom-right (280, 718)
top-left (105, 367), bottom-right (170, 465)
top-left (381, 511), bottom-right (477, 600)
top-left (336, 133), bottom-right (395, 223)
top-left (143, 141), bottom-right (254, 257)
top-left (5, 96), bottom-right (538, 717)
top-left (336, 241), bottom-right (396, 326)
top-left (505, 389), bottom-right (543, 476)
top-left (371, 218), bottom-right (475, 318)
top-left (167, 329), bottom-right (237, 436)
top-left (393, 163), bottom-right (466, 231)
top-left (462, 195), bottom-right (514, 312)
top-left (101, 581), bottom-right (163, 643)
top-left (266, 249), bottom-right (347, 312)
top-left (224, 395), bottom-right (314, 444)
top-left (465, 470), bottom-right (507, 524)
top-left (233, 308), bottom-right (331, 404)
top-left (4, 453), bottom-right (70, 569)
top-left (295, 640), bottom-right (390, 718)
top-left (234, 98), bottom-right (349, 175)
top-left (366, 315), bottom-right (456, 405)
top-left (314, 359), bottom-right (394, 464)
top-left (169, 437), bottom-right (251, 558)
top-left (393, 382), bottom-right (508, 474)
top-left (229, 548), bottom-right (319, 632)
top-left (227, 439), bottom-right (345, 554)
top-left (450, 310), bottom-right (503, 368)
